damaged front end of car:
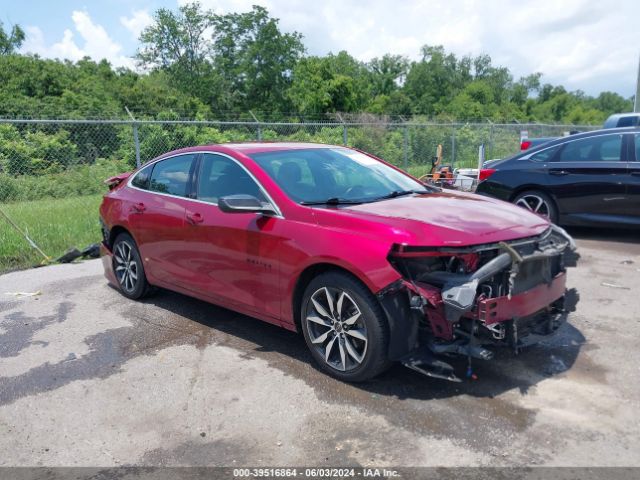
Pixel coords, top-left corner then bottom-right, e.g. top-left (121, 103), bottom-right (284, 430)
top-left (378, 225), bottom-right (578, 382)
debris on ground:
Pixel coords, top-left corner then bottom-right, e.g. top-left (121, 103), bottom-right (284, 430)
top-left (5, 290), bottom-right (42, 297)
top-left (81, 243), bottom-right (100, 259)
top-left (600, 282), bottom-right (631, 290)
top-left (57, 248), bottom-right (82, 263)
top-left (57, 243), bottom-right (101, 263)
top-left (544, 354), bottom-right (569, 375)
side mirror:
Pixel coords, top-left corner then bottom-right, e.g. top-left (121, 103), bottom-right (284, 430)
top-left (218, 194), bottom-right (276, 215)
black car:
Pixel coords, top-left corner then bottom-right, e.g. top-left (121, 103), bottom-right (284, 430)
top-left (476, 127), bottom-right (640, 227)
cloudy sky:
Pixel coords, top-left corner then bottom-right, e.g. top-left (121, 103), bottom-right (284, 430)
top-left (4, 0), bottom-right (638, 96)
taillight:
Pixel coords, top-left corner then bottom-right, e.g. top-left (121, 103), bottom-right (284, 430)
top-left (478, 168), bottom-right (496, 181)
top-left (520, 140), bottom-right (532, 150)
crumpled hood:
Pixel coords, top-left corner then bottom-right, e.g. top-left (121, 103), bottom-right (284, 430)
top-left (323, 191), bottom-right (550, 247)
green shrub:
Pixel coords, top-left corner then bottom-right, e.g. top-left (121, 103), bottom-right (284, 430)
top-left (0, 158), bottom-right (129, 202)
top-left (0, 124), bottom-right (78, 175)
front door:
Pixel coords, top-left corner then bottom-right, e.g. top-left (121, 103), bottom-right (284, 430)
top-left (180, 153), bottom-right (284, 320)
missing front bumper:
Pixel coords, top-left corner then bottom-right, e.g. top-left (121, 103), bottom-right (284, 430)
top-left (383, 227), bottom-right (577, 381)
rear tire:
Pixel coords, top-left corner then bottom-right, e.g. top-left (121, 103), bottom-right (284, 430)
top-left (513, 190), bottom-right (558, 224)
top-left (112, 233), bottom-right (151, 300)
top-left (300, 271), bottom-right (391, 382)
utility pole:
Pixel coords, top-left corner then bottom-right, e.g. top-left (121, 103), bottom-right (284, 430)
top-left (635, 53), bottom-right (640, 112)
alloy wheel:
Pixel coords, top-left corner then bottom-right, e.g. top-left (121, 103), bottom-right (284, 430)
top-left (305, 287), bottom-right (368, 372)
top-left (515, 194), bottom-right (551, 219)
top-left (114, 241), bottom-right (139, 293)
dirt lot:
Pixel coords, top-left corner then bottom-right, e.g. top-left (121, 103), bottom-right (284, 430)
top-left (1, 228), bottom-right (639, 467)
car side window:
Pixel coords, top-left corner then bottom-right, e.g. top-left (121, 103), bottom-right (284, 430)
top-left (557, 135), bottom-right (622, 162)
top-left (529, 145), bottom-right (560, 162)
top-left (196, 153), bottom-right (266, 204)
top-left (131, 163), bottom-right (153, 190)
top-left (148, 154), bottom-right (195, 197)
top-left (635, 134), bottom-right (640, 162)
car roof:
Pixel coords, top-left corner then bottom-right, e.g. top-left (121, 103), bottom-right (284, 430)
top-left (604, 112), bottom-right (640, 128)
top-left (516, 126), bottom-right (640, 157)
top-left (156, 142), bottom-right (339, 160)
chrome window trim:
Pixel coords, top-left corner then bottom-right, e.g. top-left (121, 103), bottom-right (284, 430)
top-left (127, 150), bottom-right (283, 218)
top-left (520, 132), bottom-right (626, 161)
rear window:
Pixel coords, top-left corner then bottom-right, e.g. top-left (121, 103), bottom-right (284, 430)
top-left (131, 163), bottom-right (153, 190)
top-left (529, 145), bottom-right (560, 162)
top-left (149, 154), bottom-right (195, 197)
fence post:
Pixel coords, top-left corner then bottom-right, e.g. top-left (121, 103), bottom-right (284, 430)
top-left (125, 107), bottom-right (141, 167)
top-left (487, 118), bottom-right (494, 160)
top-left (476, 143), bottom-right (485, 191)
top-left (249, 111), bottom-right (262, 141)
top-left (337, 113), bottom-right (347, 145)
top-left (132, 122), bottom-right (141, 168)
top-left (451, 126), bottom-right (456, 168)
top-left (403, 125), bottom-right (408, 171)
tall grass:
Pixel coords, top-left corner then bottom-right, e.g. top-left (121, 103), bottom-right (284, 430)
top-left (0, 195), bottom-right (103, 272)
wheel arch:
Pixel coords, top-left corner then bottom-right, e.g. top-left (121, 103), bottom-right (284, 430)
top-left (107, 225), bottom-right (134, 249)
top-left (508, 184), bottom-right (557, 204)
top-left (291, 262), bottom-right (376, 333)
top-left (291, 261), bottom-right (417, 364)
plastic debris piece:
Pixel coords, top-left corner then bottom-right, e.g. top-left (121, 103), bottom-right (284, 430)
top-left (601, 282), bottom-right (630, 290)
top-left (57, 248), bottom-right (82, 263)
top-left (5, 291), bottom-right (42, 297)
top-left (81, 243), bottom-right (100, 258)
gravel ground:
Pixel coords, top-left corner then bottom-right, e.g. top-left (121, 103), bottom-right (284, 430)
top-left (0, 228), bottom-right (639, 467)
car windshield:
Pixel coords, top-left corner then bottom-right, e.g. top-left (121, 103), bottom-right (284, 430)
top-left (249, 147), bottom-right (427, 204)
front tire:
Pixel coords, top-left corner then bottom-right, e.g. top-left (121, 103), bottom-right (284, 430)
top-left (300, 271), bottom-right (391, 382)
top-left (513, 190), bottom-right (558, 224)
top-left (112, 233), bottom-right (150, 300)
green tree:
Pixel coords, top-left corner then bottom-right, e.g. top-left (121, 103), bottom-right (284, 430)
top-left (288, 52), bottom-right (369, 114)
top-left (591, 91), bottom-right (633, 115)
top-left (404, 45), bottom-right (467, 115)
top-left (367, 54), bottom-right (409, 96)
top-left (0, 21), bottom-right (25, 55)
top-left (136, 2), bottom-right (224, 108)
top-left (210, 5), bottom-right (305, 113)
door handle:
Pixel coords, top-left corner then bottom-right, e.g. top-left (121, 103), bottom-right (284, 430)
top-left (631, 171), bottom-right (640, 176)
top-left (130, 202), bottom-right (146, 213)
top-left (186, 212), bottom-right (204, 225)
top-left (549, 170), bottom-right (569, 176)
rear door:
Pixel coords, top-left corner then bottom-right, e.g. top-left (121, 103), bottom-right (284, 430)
top-left (129, 153), bottom-right (198, 284)
top-left (547, 133), bottom-right (628, 223)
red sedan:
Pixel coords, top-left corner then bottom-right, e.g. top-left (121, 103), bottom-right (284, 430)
top-left (100, 143), bottom-right (577, 382)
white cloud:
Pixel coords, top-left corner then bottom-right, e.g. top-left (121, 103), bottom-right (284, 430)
top-left (120, 9), bottom-right (153, 40)
top-left (20, 10), bottom-right (134, 69)
top-left (184, 0), bottom-right (639, 95)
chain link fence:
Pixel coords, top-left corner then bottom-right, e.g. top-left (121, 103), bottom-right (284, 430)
top-left (0, 118), bottom-right (598, 272)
